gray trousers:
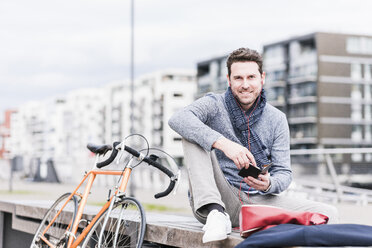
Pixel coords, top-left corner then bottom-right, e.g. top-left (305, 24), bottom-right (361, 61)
top-left (182, 139), bottom-right (339, 227)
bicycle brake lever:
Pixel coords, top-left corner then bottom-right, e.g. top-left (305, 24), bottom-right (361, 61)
top-left (116, 141), bottom-right (126, 164)
top-left (173, 170), bottom-right (181, 195)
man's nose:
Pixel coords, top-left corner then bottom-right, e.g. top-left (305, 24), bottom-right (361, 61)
top-left (242, 79), bottom-right (250, 88)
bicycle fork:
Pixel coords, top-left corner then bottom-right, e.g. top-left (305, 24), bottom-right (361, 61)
top-left (97, 168), bottom-right (132, 248)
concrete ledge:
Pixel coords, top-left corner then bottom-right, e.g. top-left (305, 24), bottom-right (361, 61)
top-left (0, 200), bottom-right (243, 248)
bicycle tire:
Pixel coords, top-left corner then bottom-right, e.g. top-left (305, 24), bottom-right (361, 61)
top-left (30, 192), bottom-right (78, 248)
top-left (81, 196), bottom-right (146, 248)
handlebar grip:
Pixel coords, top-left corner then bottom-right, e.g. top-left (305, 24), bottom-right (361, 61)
top-left (96, 142), bottom-right (119, 168)
top-left (143, 157), bottom-right (174, 178)
top-left (123, 144), bottom-right (176, 198)
top-left (154, 180), bottom-right (176, 199)
top-left (142, 156), bottom-right (176, 198)
top-left (124, 145), bottom-right (141, 158)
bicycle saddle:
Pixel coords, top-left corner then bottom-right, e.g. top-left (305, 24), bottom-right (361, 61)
top-left (87, 143), bottom-right (113, 155)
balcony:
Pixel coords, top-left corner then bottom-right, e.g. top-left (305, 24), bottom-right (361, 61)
top-left (288, 116), bottom-right (317, 124)
top-left (288, 96), bottom-right (317, 104)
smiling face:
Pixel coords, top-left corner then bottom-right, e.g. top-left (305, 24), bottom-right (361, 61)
top-left (227, 62), bottom-right (265, 111)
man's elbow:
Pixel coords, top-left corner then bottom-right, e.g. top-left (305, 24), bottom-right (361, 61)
top-left (168, 110), bottom-right (183, 132)
top-left (168, 113), bottom-right (178, 130)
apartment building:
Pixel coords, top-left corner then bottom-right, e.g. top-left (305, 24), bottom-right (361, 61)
top-left (195, 32), bottom-right (372, 167)
top-left (8, 88), bottom-right (106, 182)
top-left (0, 110), bottom-right (15, 159)
top-left (196, 55), bottom-right (228, 99)
top-left (105, 80), bottom-right (138, 144)
top-left (263, 32), bottom-right (372, 166)
top-left (136, 70), bottom-right (196, 158)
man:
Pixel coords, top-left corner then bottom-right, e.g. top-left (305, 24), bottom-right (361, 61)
top-left (168, 48), bottom-right (338, 243)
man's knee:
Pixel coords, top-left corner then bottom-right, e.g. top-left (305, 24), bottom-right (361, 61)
top-left (318, 203), bottom-right (339, 224)
top-left (326, 204), bottom-right (339, 224)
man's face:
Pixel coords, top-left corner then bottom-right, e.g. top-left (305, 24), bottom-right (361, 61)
top-left (227, 62), bottom-right (265, 111)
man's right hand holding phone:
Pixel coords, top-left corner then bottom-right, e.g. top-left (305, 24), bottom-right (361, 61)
top-left (240, 163), bottom-right (273, 191)
top-left (243, 171), bottom-right (271, 192)
top-left (213, 136), bottom-right (271, 192)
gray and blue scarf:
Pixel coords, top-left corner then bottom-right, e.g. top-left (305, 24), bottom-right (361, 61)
top-left (225, 87), bottom-right (271, 170)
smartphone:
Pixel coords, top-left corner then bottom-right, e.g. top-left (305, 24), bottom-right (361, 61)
top-left (238, 163), bottom-right (272, 178)
top-left (238, 164), bottom-right (261, 178)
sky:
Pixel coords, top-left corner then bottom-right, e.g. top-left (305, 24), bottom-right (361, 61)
top-left (1, 0), bottom-right (372, 121)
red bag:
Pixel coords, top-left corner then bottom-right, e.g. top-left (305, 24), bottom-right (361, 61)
top-left (239, 204), bottom-right (328, 238)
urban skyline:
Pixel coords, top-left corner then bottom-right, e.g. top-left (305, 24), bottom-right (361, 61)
top-left (1, 0), bottom-right (372, 120)
top-left (2, 31), bottom-right (372, 185)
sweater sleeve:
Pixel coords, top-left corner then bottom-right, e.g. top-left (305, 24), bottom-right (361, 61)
top-left (260, 113), bottom-right (292, 195)
top-left (168, 94), bottom-right (223, 151)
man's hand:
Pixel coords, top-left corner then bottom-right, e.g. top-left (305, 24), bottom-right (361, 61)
top-left (213, 136), bottom-right (256, 169)
top-left (243, 172), bottom-right (271, 191)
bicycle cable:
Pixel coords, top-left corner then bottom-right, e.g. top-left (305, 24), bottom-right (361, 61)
top-left (115, 133), bottom-right (150, 186)
top-left (137, 146), bottom-right (182, 194)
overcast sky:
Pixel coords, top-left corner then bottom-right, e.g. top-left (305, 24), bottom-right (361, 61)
top-left (1, 0), bottom-right (372, 121)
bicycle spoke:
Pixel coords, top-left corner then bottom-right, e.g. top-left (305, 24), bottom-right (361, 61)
top-left (81, 197), bottom-right (146, 248)
top-left (30, 193), bottom-right (78, 248)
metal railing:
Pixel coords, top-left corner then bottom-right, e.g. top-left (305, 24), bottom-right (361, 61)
top-left (288, 147), bottom-right (372, 205)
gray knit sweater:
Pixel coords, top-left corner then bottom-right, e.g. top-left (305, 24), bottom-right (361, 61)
top-left (168, 92), bottom-right (292, 195)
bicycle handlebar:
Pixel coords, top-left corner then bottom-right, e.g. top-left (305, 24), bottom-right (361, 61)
top-left (90, 141), bottom-right (178, 198)
top-left (121, 144), bottom-right (177, 199)
top-left (96, 145), bottom-right (119, 168)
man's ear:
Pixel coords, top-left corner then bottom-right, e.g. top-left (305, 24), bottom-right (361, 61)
top-left (261, 72), bottom-right (266, 86)
top-left (227, 74), bottom-right (231, 87)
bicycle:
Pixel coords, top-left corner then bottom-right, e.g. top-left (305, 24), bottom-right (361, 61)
top-left (30, 135), bottom-right (179, 248)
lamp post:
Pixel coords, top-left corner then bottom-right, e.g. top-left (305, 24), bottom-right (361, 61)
top-left (130, 0), bottom-right (134, 135)
top-left (129, 0), bottom-right (136, 197)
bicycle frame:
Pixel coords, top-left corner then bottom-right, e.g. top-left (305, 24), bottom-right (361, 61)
top-left (39, 166), bottom-right (133, 248)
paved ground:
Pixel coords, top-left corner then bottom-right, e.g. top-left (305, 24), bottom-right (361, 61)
top-left (1, 178), bottom-right (372, 225)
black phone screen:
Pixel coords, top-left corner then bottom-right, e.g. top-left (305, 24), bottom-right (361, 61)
top-left (238, 165), bottom-right (262, 178)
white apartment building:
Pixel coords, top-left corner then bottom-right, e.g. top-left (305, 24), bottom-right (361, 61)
top-left (62, 88), bottom-right (106, 179)
top-left (138, 69), bottom-right (196, 159)
top-left (7, 69), bottom-right (195, 183)
top-left (9, 101), bottom-right (48, 177)
top-left (105, 70), bottom-right (196, 159)
top-left (8, 88), bottom-right (106, 182)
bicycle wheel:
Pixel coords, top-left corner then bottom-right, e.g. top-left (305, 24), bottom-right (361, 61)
top-left (81, 196), bottom-right (146, 248)
top-left (30, 193), bottom-right (78, 248)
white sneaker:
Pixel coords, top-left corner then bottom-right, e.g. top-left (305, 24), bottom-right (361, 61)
top-left (202, 210), bottom-right (232, 243)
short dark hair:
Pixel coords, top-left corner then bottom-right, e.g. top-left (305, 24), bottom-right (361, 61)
top-left (226, 48), bottom-right (263, 77)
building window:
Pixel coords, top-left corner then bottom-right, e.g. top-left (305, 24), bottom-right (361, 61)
top-left (351, 84), bottom-right (362, 121)
top-left (365, 64), bottom-right (372, 80)
top-left (351, 125), bottom-right (363, 142)
top-left (347, 37), bottom-right (372, 55)
top-left (290, 123), bottom-right (317, 139)
top-left (289, 81), bottom-right (317, 98)
top-left (267, 87), bottom-right (285, 103)
top-left (162, 75), bottom-right (174, 81)
top-left (173, 93), bottom-right (183, 97)
top-left (288, 103), bottom-right (317, 118)
top-left (264, 45), bottom-right (286, 66)
top-left (351, 64), bottom-right (362, 81)
top-left (365, 125), bottom-right (372, 142)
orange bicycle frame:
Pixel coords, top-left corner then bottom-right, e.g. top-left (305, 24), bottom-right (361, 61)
top-left (39, 167), bottom-right (132, 248)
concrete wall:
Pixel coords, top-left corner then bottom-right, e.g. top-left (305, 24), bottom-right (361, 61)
top-left (0, 200), bottom-right (242, 248)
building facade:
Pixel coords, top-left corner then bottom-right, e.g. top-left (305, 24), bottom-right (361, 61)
top-left (195, 32), bottom-right (372, 168)
top-left (196, 55), bottom-right (227, 99)
top-left (8, 88), bottom-right (106, 182)
top-left (263, 32), bottom-right (372, 166)
top-left (0, 110), bottom-right (15, 159)
top-left (136, 69), bottom-right (196, 158)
